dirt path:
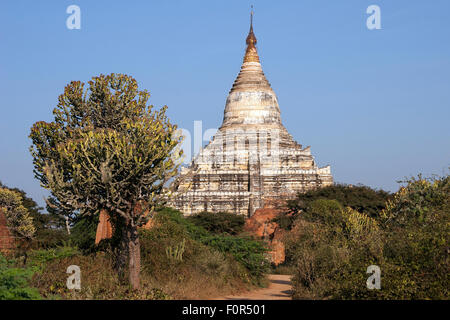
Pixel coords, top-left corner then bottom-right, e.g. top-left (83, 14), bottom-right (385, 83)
top-left (214, 274), bottom-right (292, 300)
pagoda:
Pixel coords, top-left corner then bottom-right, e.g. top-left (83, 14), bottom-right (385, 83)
top-left (170, 11), bottom-right (332, 216)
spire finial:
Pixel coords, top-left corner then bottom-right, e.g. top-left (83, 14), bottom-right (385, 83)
top-left (244, 5), bottom-right (259, 63)
top-left (250, 5), bottom-right (254, 30)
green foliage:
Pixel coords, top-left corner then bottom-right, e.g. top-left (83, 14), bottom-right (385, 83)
top-left (29, 73), bottom-right (184, 288)
top-left (378, 175), bottom-right (450, 299)
top-left (286, 174), bottom-right (449, 300)
top-left (301, 199), bottom-right (343, 225)
top-left (143, 208), bottom-right (269, 285)
top-left (139, 209), bottom-right (259, 296)
top-left (381, 175), bottom-right (448, 227)
top-left (0, 254), bottom-right (41, 300)
top-left (286, 199), bottom-right (382, 299)
top-left (280, 184), bottom-right (391, 230)
top-left (29, 74), bottom-right (183, 226)
top-left (0, 182), bottom-right (68, 249)
top-left (187, 211), bottom-right (245, 235)
top-left (0, 187), bottom-right (36, 240)
top-left (2, 206), bottom-right (261, 300)
top-left (29, 252), bottom-right (173, 300)
top-left (200, 236), bottom-right (270, 281)
top-left (69, 214), bottom-right (99, 253)
top-left (154, 207), bottom-right (210, 240)
top-left (28, 245), bottom-right (80, 271)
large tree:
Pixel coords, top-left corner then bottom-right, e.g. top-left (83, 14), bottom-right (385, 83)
top-left (29, 74), bottom-right (183, 289)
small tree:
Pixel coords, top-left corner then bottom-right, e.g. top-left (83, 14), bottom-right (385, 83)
top-left (0, 182), bottom-right (67, 249)
top-left (29, 74), bottom-right (183, 289)
top-left (0, 188), bottom-right (36, 258)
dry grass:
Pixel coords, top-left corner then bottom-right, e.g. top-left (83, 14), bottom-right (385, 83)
top-left (30, 251), bottom-right (254, 300)
top-left (27, 208), bottom-right (266, 300)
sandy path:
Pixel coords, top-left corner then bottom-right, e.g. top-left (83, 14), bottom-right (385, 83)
top-left (213, 274), bottom-right (292, 300)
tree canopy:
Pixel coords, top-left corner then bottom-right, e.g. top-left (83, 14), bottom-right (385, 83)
top-left (29, 73), bottom-right (183, 289)
top-left (0, 187), bottom-right (35, 240)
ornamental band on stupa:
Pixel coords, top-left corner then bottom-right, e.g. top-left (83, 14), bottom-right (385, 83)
top-left (169, 12), bottom-right (332, 216)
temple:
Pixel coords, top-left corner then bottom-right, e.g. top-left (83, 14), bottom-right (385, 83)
top-left (170, 11), bottom-right (333, 216)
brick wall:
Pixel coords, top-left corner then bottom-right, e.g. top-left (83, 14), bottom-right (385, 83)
top-left (0, 209), bottom-right (15, 250)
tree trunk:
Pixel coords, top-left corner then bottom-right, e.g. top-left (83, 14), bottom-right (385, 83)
top-left (114, 227), bottom-right (128, 283)
top-left (127, 223), bottom-right (141, 290)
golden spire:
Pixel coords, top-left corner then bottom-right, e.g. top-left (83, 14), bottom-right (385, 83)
top-left (244, 6), bottom-right (260, 63)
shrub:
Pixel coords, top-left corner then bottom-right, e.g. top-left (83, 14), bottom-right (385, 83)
top-left (287, 174), bottom-right (450, 300)
top-left (69, 215), bottom-right (99, 254)
top-left (278, 184), bottom-right (391, 231)
top-left (30, 251), bottom-right (172, 300)
top-left (287, 200), bottom-right (382, 299)
top-left (0, 187), bottom-right (35, 239)
top-left (187, 211), bottom-right (245, 235)
top-left (302, 199), bottom-right (343, 225)
top-left (0, 254), bottom-right (41, 300)
top-left (141, 208), bottom-right (268, 287)
top-left (156, 208), bottom-right (269, 283)
top-left (154, 207), bottom-right (210, 240)
top-left (378, 175), bottom-right (450, 299)
top-left (28, 245), bottom-right (80, 271)
top-left (0, 182), bottom-right (68, 249)
top-left (200, 236), bottom-right (270, 283)
top-left (26, 207), bottom-right (265, 299)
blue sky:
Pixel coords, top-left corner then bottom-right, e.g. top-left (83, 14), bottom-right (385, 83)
top-left (1, 0), bottom-right (449, 208)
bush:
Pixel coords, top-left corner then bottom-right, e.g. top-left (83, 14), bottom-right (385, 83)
top-left (154, 207), bottom-right (210, 240)
top-left (30, 251), bottom-right (172, 300)
top-left (0, 182), bottom-right (69, 249)
top-left (0, 187), bottom-right (36, 239)
top-left (0, 254), bottom-right (41, 300)
top-left (200, 236), bottom-right (270, 283)
top-left (287, 200), bottom-right (382, 299)
top-left (378, 175), bottom-right (450, 299)
top-left (287, 174), bottom-right (450, 300)
top-left (141, 208), bottom-right (269, 287)
top-left (302, 199), bottom-right (343, 225)
top-left (187, 211), bottom-right (245, 235)
top-left (69, 215), bottom-right (99, 254)
top-left (28, 245), bottom-right (80, 271)
top-left (21, 207), bottom-right (266, 299)
top-left (278, 184), bottom-right (391, 231)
